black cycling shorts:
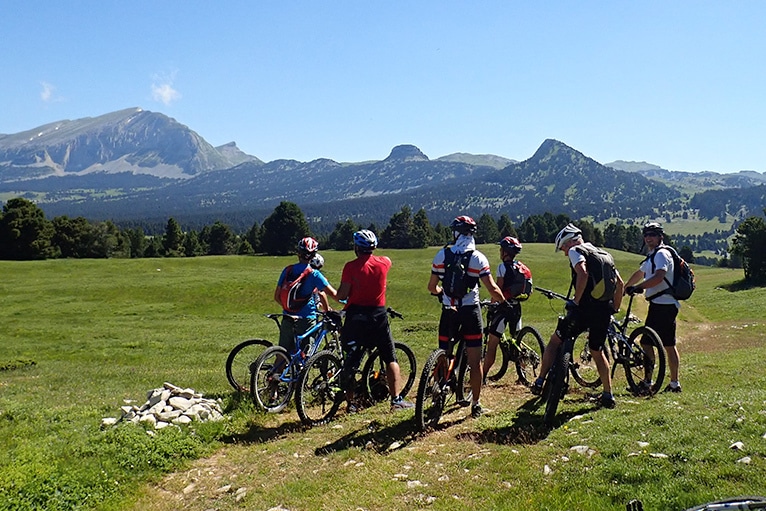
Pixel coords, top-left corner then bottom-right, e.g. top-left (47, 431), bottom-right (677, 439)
top-left (645, 302), bottom-right (678, 347)
top-left (438, 305), bottom-right (484, 350)
top-left (555, 301), bottom-right (613, 351)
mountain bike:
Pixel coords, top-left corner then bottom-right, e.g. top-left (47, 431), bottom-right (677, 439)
top-left (536, 287), bottom-right (667, 395)
top-left (250, 310), bottom-right (343, 413)
top-left (480, 299), bottom-right (545, 385)
top-left (414, 304), bottom-right (477, 432)
top-left (535, 287), bottom-right (667, 426)
top-left (295, 308), bottom-right (417, 426)
top-left (225, 338), bottom-right (272, 393)
top-left (625, 496), bottom-right (766, 511)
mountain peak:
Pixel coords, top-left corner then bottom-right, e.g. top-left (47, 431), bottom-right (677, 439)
top-left (384, 144), bottom-right (429, 162)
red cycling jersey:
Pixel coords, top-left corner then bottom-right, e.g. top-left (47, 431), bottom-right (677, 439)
top-left (340, 254), bottom-right (391, 307)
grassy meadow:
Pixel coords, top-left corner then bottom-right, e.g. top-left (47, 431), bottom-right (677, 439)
top-left (1, 245), bottom-right (765, 511)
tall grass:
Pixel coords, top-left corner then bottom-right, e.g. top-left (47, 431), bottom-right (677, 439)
top-left (1, 246), bottom-right (764, 511)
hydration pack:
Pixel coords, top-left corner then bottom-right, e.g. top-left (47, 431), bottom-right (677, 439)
top-left (278, 265), bottom-right (314, 312)
top-left (572, 244), bottom-right (618, 302)
top-left (442, 248), bottom-right (478, 302)
top-left (646, 246), bottom-right (696, 301)
top-left (502, 260), bottom-right (533, 299)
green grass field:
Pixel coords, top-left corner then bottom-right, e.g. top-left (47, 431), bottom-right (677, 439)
top-left (1, 246), bottom-right (764, 511)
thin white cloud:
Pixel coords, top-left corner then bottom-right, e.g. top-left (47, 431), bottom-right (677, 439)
top-left (40, 81), bottom-right (55, 102)
top-left (151, 72), bottom-right (181, 105)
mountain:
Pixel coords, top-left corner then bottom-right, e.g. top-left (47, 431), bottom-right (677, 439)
top-left (0, 108), bottom-right (251, 182)
top-left (2, 108), bottom-right (762, 232)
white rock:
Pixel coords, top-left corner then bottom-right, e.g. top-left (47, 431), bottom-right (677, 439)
top-left (182, 483), bottom-right (196, 495)
top-left (737, 456), bottom-right (752, 464)
top-left (173, 415), bottom-right (193, 425)
top-left (215, 484), bottom-right (232, 494)
top-left (570, 445), bottom-right (590, 455)
top-left (543, 465), bottom-right (552, 475)
top-left (638, 441), bottom-right (650, 448)
top-left (406, 480), bottom-right (425, 488)
top-left (730, 441), bottom-right (745, 450)
top-left (169, 396), bottom-right (193, 411)
top-left (101, 417), bottom-right (118, 427)
top-left (155, 421), bottom-right (171, 429)
top-left (649, 453), bottom-right (668, 458)
top-left (139, 414), bottom-right (156, 427)
top-left (438, 475), bottom-right (449, 482)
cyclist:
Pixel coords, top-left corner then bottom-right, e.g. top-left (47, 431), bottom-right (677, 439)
top-left (335, 229), bottom-right (413, 412)
top-left (274, 238), bottom-right (338, 353)
top-left (531, 223), bottom-right (624, 409)
top-left (624, 222), bottom-right (682, 393)
top-left (482, 236), bottom-right (533, 382)
top-left (428, 215), bottom-right (505, 418)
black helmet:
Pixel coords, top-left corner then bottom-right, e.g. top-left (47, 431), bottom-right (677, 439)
top-left (642, 222), bottom-right (664, 237)
top-left (450, 215), bottom-right (477, 235)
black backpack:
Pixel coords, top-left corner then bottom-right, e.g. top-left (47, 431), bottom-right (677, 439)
top-left (646, 246), bottom-right (696, 301)
top-left (572, 244), bottom-right (618, 302)
top-left (442, 247), bottom-right (478, 303)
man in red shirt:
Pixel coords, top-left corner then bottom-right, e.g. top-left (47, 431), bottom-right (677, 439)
top-left (336, 229), bottom-right (413, 412)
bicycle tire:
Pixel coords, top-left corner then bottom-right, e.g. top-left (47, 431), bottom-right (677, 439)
top-left (569, 331), bottom-right (602, 388)
top-left (683, 496), bottom-right (766, 510)
top-left (455, 344), bottom-right (472, 405)
top-left (250, 346), bottom-right (294, 413)
top-left (543, 347), bottom-right (570, 427)
top-left (225, 338), bottom-right (272, 393)
top-left (624, 326), bottom-right (667, 395)
top-left (361, 341), bottom-right (417, 404)
top-left (295, 350), bottom-right (344, 426)
top-left (514, 326), bottom-right (545, 385)
top-left (415, 349), bottom-right (448, 432)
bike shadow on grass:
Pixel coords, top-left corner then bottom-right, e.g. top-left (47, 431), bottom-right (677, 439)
top-left (314, 414), bottom-right (420, 457)
top-left (456, 392), bottom-right (601, 446)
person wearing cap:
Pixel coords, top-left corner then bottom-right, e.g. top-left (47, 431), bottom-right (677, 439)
top-left (274, 237), bottom-right (338, 352)
top-left (428, 215), bottom-right (506, 418)
top-left (531, 224), bottom-right (624, 409)
top-left (624, 222), bottom-right (682, 393)
top-left (335, 229), bottom-right (413, 412)
top-left (482, 236), bottom-right (533, 382)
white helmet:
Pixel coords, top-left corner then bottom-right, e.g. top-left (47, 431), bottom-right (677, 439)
top-left (309, 253), bottom-right (324, 270)
top-left (554, 223), bottom-right (582, 252)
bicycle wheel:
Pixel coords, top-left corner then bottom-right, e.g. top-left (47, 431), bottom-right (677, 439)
top-left (361, 341), bottom-right (417, 404)
top-left (455, 345), bottom-right (473, 406)
top-left (569, 331), bottom-right (602, 388)
top-left (295, 350), bottom-right (344, 426)
top-left (543, 347), bottom-right (570, 427)
top-left (683, 497), bottom-right (766, 511)
top-left (250, 346), bottom-right (294, 413)
top-left (483, 334), bottom-right (510, 383)
top-left (225, 339), bottom-right (272, 393)
top-left (415, 349), bottom-right (448, 432)
top-left (623, 326), bottom-right (667, 395)
top-left (514, 326), bottom-right (545, 385)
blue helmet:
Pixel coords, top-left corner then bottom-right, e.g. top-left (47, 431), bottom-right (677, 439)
top-left (353, 229), bottom-right (378, 251)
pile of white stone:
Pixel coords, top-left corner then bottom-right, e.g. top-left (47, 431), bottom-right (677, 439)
top-left (102, 382), bottom-right (224, 430)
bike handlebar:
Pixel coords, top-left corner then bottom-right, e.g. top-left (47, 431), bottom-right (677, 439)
top-left (534, 286), bottom-right (568, 301)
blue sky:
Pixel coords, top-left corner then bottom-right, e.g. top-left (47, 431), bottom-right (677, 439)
top-left (2, 2), bottom-right (764, 173)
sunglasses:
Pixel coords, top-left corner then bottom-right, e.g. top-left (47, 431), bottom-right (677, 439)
top-left (643, 232), bottom-right (660, 238)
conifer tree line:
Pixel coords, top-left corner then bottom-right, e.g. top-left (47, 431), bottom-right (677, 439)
top-left (2, 197), bottom-right (764, 283)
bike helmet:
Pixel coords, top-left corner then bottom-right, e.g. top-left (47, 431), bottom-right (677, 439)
top-left (450, 215), bottom-right (477, 235)
top-left (554, 223), bottom-right (582, 252)
top-left (498, 236), bottom-right (522, 253)
top-left (353, 229), bottom-right (378, 251)
top-left (297, 237), bottom-right (319, 256)
top-left (309, 253), bottom-right (324, 270)
top-left (642, 222), bottom-right (664, 237)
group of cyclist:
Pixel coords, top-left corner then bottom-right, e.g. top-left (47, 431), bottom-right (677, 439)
top-left (274, 230), bottom-right (413, 413)
top-left (273, 215), bottom-right (682, 419)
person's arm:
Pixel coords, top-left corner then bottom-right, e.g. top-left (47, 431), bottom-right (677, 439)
top-left (480, 274), bottom-right (505, 303)
top-left (572, 260), bottom-right (588, 305)
top-left (318, 291), bottom-right (330, 311)
top-left (335, 282), bottom-right (350, 302)
top-left (323, 284), bottom-right (339, 302)
top-left (427, 273), bottom-right (442, 296)
top-left (625, 269), bottom-right (644, 288)
top-left (612, 270), bottom-right (624, 311)
top-left (274, 285), bottom-right (282, 307)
